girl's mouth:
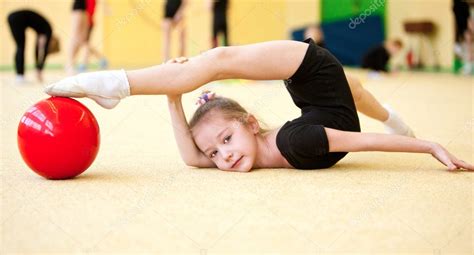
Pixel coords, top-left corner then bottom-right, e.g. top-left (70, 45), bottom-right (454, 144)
top-left (232, 156), bottom-right (243, 168)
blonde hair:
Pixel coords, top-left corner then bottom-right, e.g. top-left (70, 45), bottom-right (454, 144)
top-left (189, 96), bottom-right (267, 133)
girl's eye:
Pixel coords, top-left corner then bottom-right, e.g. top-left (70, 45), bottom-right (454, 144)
top-left (224, 135), bottom-right (232, 144)
top-left (209, 135), bottom-right (231, 158)
top-left (210, 151), bottom-right (217, 158)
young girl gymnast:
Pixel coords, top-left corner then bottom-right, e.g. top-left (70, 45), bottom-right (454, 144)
top-left (45, 39), bottom-right (473, 172)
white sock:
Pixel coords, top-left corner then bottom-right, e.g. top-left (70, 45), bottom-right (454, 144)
top-left (462, 62), bottom-right (472, 75)
top-left (44, 69), bottom-right (130, 109)
top-left (454, 43), bottom-right (463, 58)
top-left (15, 75), bottom-right (26, 84)
top-left (383, 104), bottom-right (415, 137)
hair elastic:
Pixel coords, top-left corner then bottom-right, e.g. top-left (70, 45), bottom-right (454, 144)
top-left (196, 91), bottom-right (216, 106)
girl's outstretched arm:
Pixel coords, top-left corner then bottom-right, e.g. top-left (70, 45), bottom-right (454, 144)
top-left (325, 128), bottom-right (474, 171)
top-left (167, 94), bottom-right (216, 168)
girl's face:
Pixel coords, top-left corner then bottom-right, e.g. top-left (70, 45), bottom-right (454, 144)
top-left (192, 112), bottom-right (260, 172)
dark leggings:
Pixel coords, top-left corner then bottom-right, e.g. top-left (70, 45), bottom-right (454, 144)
top-left (7, 12), bottom-right (51, 75)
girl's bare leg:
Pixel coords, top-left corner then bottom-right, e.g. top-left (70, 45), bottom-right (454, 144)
top-left (346, 75), bottom-right (389, 122)
top-left (128, 40), bottom-right (308, 95)
top-left (45, 40), bottom-right (308, 108)
top-left (346, 75), bottom-right (415, 137)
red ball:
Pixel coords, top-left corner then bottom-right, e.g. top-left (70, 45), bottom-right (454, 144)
top-left (17, 97), bottom-right (100, 179)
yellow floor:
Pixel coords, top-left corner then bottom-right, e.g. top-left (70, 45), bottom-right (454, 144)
top-left (1, 69), bottom-right (473, 254)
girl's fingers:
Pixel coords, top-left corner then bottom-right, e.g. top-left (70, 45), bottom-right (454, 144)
top-left (455, 160), bottom-right (474, 171)
top-left (446, 161), bottom-right (457, 171)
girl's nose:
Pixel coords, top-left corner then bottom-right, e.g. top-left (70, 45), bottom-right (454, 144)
top-left (223, 151), bottom-right (233, 161)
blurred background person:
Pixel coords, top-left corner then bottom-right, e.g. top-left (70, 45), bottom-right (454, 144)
top-left (78, 0), bottom-right (108, 72)
top-left (162, 0), bottom-right (187, 61)
top-left (7, 9), bottom-right (59, 83)
top-left (209, 0), bottom-right (229, 48)
top-left (304, 24), bottom-right (325, 48)
top-left (66, 0), bottom-right (89, 75)
top-left (362, 39), bottom-right (403, 73)
top-left (453, 0), bottom-right (474, 75)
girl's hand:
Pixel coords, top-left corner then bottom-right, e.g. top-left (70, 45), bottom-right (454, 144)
top-left (430, 143), bottom-right (474, 171)
top-left (164, 58), bottom-right (187, 101)
top-left (167, 94), bottom-right (182, 102)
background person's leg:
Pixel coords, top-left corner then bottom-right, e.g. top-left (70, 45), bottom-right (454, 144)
top-left (462, 29), bottom-right (473, 74)
top-left (162, 19), bottom-right (172, 61)
top-left (222, 23), bottom-right (229, 46)
top-left (7, 15), bottom-right (26, 76)
top-left (176, 20), bottom-right (186, 57)
top-left (35, 34), bottom-right (51, 71)
top-left (12, 35), bottom-right (26, 77)
top-left (66, 11), bottom-right (88, 74)
top-left (79, 27), bottom-right (93, 72)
